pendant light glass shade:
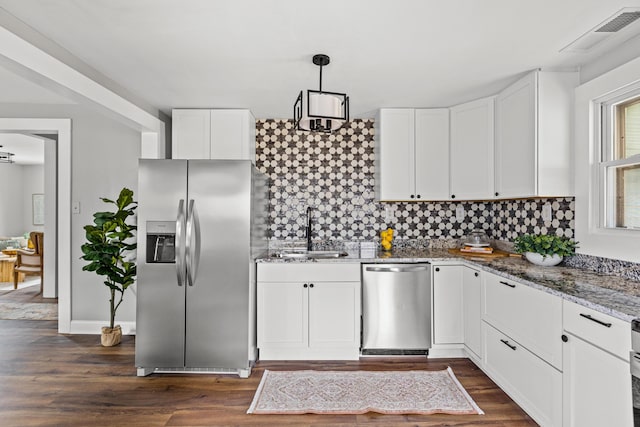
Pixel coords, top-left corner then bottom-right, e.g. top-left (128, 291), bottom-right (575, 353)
top-left (293, 54), bottom-right (349, 133)
top-left (0, 151), bottom-right (14, 163)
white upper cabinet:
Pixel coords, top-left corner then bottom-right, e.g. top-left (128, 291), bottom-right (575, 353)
top-left (172, 109), bottom-right (211, 159)
top-left (450, 97), bottom-right (495, 201)
top-left (494, 70), bottom-right (578, 198)
top-left (375, 108), bottom-right (449, 201)
top-left (415, 109), bottom-right (450, 200)
top-left (172, 109), bottom-right (256, 161)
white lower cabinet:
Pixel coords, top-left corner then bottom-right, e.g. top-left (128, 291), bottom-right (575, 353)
top-left (462, 266), bottom-right (482, 361)
top-left (483, 272), bottom-right (562, 369)
top-left (481, 271), bottom-right (563, 426)
top-left (432, 264), bottom-right (464, 345)
top-left (257, 263), bottom-right (361, 360)
top-left (484, 322), bottom-right (562, 427)
top-left (562, 300), bottom-right (633, 427)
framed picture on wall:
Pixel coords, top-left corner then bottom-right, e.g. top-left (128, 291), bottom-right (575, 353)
top-left (32, 193), bottom-right (44, 225)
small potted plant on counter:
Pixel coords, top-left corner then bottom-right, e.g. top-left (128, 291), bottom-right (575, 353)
top-left (513, 233), bottom-right (578, 267)
top-left (81, 188), bottom-right (137, 346)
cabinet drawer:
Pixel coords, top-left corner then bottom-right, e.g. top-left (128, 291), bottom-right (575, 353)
top-left (257, 263), bottom-right (360, 282)
top-left (484, 322), bottom-right (562, 427)
top-left (483, 272), bottom-right (562, 368)
top-left (563, 299), bottom-right (630, 361)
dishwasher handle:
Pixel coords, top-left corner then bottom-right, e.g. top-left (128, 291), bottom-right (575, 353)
top-left (365, 265), bottom-right (429, 273)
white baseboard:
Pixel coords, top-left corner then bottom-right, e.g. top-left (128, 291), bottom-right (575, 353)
top-left (428, 344), bottom-right (467, 358)
top-left (68, 320), bottom-right (136, 335)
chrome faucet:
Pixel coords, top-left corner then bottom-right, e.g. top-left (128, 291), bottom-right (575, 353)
top-left (306, 207), bottom-right (313, 251)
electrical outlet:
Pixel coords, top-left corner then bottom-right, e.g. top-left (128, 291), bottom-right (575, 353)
top-left (456, 205), bottom-right (465, 221)
top-left (542, 203), bottom-right (552, 222)
top-left (384, 205), bottom-right (394, 222)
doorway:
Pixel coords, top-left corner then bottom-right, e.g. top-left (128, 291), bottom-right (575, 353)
top-left (0, 118), bottom-right (70, 332)
top-left (0, 133), bottom-right (46, 295)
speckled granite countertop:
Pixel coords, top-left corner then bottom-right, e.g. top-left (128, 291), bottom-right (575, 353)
top-left (258, 248), bottom-right (640, 322)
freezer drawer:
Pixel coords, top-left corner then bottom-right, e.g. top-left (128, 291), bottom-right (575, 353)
top-left (362, 263), bottom-right (431, 352)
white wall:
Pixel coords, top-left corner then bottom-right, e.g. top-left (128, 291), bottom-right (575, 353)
top-left (0, 163), bottom-right (44, 238)
top-left (0, 163), bottom-right (24, 236)
top-left (21, 164), bottom-right (44, 234)
top-left (0, 103), bottom-right (140, 327)
top-left (575, 54), bottom-right (640, 263)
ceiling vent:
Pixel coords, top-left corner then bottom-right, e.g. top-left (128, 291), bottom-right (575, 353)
top-left (561, 8), bottom-right (640, 53)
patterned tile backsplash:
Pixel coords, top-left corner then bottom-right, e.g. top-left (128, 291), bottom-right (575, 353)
top-left (255, 118), bottom-right (640, 278)
top-left (255, 119), bottom-right (575, 243)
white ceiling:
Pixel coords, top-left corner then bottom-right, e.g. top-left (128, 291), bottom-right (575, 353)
top-left (1, 0), bottom-right (640, 118)
top-left (0, 133), bottom-right (44, 165)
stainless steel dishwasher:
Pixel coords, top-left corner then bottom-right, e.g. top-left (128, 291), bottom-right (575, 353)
top-left (361, 263), bottom-right (431, 355)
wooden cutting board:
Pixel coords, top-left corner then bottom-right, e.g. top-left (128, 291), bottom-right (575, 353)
top-left (447, 248), bottom-right (520, 259)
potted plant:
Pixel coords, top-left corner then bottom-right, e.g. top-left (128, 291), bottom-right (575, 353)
top-left (513, 233), bottom-right (578, 266)
top-left (81, 188), bottom-right (137, 346)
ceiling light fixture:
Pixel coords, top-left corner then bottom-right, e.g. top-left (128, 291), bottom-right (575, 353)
top-left (293, 54), bottom-right (349, 133)
top-left (0, 151), bottom-right (15, 163)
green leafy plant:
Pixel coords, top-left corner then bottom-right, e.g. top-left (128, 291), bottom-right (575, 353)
top-left (81, 188), bottom-right (137, 330)
top-left (513, 233), bottom-right (578, 258)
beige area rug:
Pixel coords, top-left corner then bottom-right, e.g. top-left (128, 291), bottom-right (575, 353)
top-left (0, 302), bottom-right (57, 320)
top-left (247, 367), bottom-right (484, 415)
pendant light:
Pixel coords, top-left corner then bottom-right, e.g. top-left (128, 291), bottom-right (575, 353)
top-left (293, 54), bottom-right (349, 133)
top-left (0, 146), bottom-right (14, 163)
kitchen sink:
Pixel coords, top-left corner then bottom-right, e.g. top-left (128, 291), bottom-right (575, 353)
top-left (271, 250), bottom-right (349, 259)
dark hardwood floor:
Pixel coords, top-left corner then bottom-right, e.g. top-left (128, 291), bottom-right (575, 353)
top-left (0, 288), bottom-right (536, 426)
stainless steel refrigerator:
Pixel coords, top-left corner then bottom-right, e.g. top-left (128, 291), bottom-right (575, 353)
top-left (135, 159), bottom-right (268, 378)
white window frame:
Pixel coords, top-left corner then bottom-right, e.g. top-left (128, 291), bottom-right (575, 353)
top-left (597, 90), bottom-right (640, 230)
top-left (575, 56), bottom-right (640, 264)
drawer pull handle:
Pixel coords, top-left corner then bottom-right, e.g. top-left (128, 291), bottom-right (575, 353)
top-left (500, 339), bottom-right (517, 351)
top-left (579, 313), bottom-right (612, 328)
top-left (499, 280), bottom-right (516, 288)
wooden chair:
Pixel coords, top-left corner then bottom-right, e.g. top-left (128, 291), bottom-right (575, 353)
top-left (14, 232), bottom-right (44, 293)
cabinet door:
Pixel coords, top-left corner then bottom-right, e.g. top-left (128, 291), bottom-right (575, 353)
top-left (563, 333), bottom-right (633, 427)
top-left (432, 265), bottom-right (463, 344)
top-left (375, 109), bottom-right (415, 200)
top-left (450, 97), bottom-right (495, 200)
top-left (495, 72), bottom-right (536, 198)
top-left (308, 282), bottom-right (360, 349)
top-left (415, 109), bottom-right (450, 200)
top-left (257, 282), bottom-right (308, 348)
top-left (483, 272), bottom-right (562, 369)
top-left (537, 71), bottom-right (578, 196)
top-left (172, 109), bottom-right (211, 159)
top-left (484, 323), bottom-right (562, 427)
top-left (210, 110), bottom-right (255, 161)
top-left (463, 266), bottom-right (482, 359)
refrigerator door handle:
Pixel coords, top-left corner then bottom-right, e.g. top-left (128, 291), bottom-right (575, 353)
top-left (186, 199), bottom-right (201, 286)
top-left (175, 199), bottom-right (186, 286)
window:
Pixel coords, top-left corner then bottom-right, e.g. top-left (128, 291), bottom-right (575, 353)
top-left (601, 93), bottom-right (640, 230)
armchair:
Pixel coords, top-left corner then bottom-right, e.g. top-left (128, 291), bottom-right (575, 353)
top-left (13, 232), bottom-right (44, 293)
